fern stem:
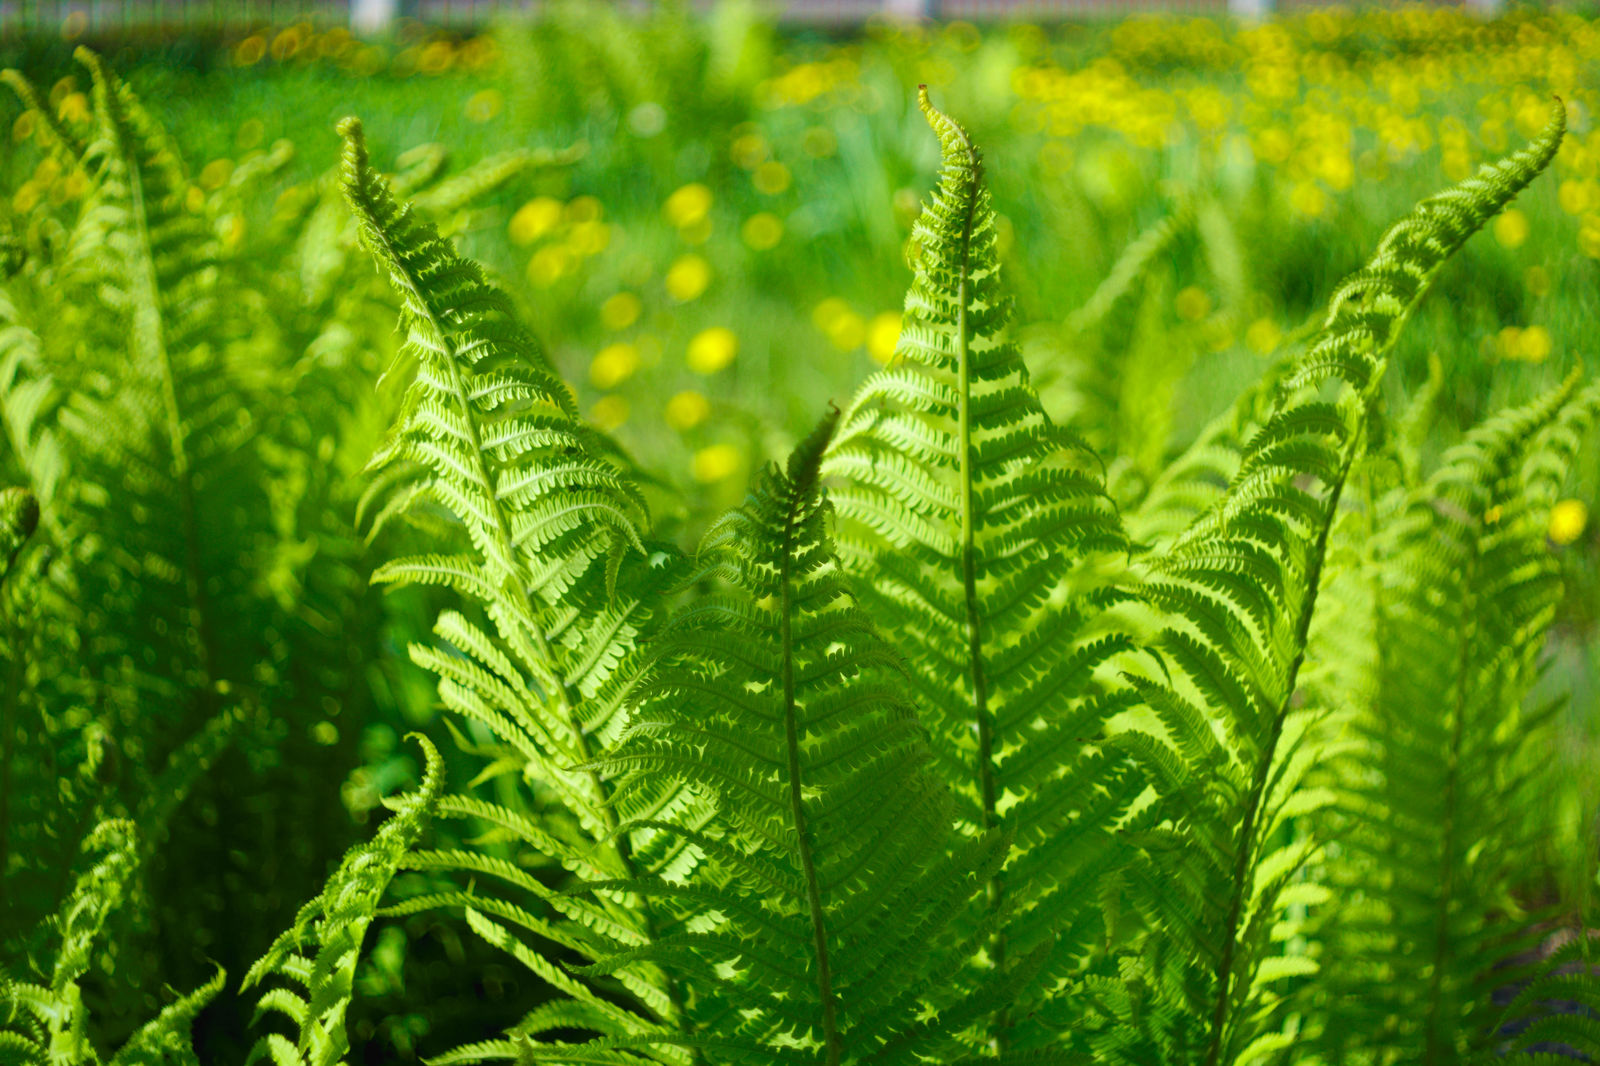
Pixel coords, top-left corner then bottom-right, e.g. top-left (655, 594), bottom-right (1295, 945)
top-left (780, 476), bottom-right (841, 1066)
top-left (0, 609), bottom-right (17, 910)
top-left (939, 90), bottom-right (1009, 1049)
top-left (1202, 450), bottom-right (1354, 1066)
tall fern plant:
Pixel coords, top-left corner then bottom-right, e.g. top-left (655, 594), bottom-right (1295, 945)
top-left (323, 87), bottom-right (1597, 1066)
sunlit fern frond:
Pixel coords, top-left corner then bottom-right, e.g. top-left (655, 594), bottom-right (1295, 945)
top-left (341, 117), bottom-right (700, 1059)
top-left (1304, 374), bottom-right (1600, 1065)
top-left (557, 410), bottom-right (1037, 1066)
top-left (243, 735), bottom-right (442, 1066)
top-left (1097, 100), bottom-right (1567, 1066)
top-left (821, 88), bottom-right (1139, 1048)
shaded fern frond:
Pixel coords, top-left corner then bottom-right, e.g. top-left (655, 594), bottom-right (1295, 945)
top-left (0, 486), bottom-right (37, 580)
top-left (822, 88), bottom-right (1138, 1047)
top-left (1100, 100), bottom-right (1568, 1066)
top-left (1306, 374), bottom-right (1600, 1064)
top-left (576, 410), bottom-right (1027, 1065)
top-left (244, 735), bottom-right (443, 1066)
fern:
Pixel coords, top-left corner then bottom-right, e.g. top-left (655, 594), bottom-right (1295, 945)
top-left (243, 735), bottom-right (443, 1066)
top-left (568, 409), bottom-right (1032, 1065)
top-left (822, 88), bottom-right (1138, 1049)
top-left (1093, 100), bottom-right (1568, 1066)
top-left (339, 117), bottom-right (698, 1059)
top-left (0, 820), bottom-right (224, 1066)
top-left (1305, 373), bottom-right (1600, 1064)
top-left (0, 485), bottom-right (36, 581)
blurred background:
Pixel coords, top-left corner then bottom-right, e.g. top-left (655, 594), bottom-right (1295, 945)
top-left (2, 0), bottom-right (1597, 1061)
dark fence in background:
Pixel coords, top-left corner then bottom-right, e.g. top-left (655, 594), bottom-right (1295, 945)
top-left (0, 0), bottom-right (1507, 36)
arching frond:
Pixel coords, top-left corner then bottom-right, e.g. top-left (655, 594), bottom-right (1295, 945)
top-left (1098, 100), bottom-right (1568, 1066)
top-left (244, 736), bottom-right (443, 1066)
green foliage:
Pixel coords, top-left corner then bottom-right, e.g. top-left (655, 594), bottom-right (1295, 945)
top-left (1, 30), bottom-right (1598, 1066)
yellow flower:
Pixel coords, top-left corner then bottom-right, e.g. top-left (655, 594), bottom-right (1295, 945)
top-left (687, 328), bottom-right (738, 374)
top-left (12, 112), bottom-right (36, 142)
top-left (418, 40), bottom-right (455, 75)
top-left (665, 390), bottom-right (711, 430)
top-left (1517, 325), bottom-right (1552, 362)
top-left (568, 220), bottom-right (611, 257)
top-left (1559, 180), bottom-right (1593, 215)
top-left (601, 292), bottom-right (642, 331)
top-left (665, 255), bottom-right (712, 302)
top-left (1289, 182), bottom-right (1327, 219)
top-left (590, 395), bottom-right (630, 431)
top-left (234, 36), bottom-right (266, 66)
top-left (509, 197), bottom-right (563, 245)
top-left (1579, 215), bottom-right (1600, 260)
top-left (464, 89), bottom-right (503, 123)
top-left (184, 186), bottom-right (205, 213)
top-left (1493, 209), bottom-right (1529, 249)
top-left (590, 343), bottom-right (640, 389)
top-left (692, 443), bottom-right (742, 483)
top-left (199, 158), bottom-right (233, 191)
top-left (813, 298), bottom-right (865, 351)
top-left (1245, 317), bottom-right (1282, 354)
top-left (664, 183), bottom-right (713, 229)
top-left (1548, 499), bottom-right (1589, 546)
top-left (753, 161), bottom-right (791, 196)
top-left (1524, 265), bottom-right (1550, 296)
top-left (1174, 286), bottom-right (1211, 322)
top-left (741, 213), bottom-right (784, 251)
top-left (730, 133), bottom-right (768, 170)
top-left (867, 311), bottom-right (902, 364)
top-left (526, 245), bottom-right (574, 287)
top-left (679, 216), bottom-right (713, 245)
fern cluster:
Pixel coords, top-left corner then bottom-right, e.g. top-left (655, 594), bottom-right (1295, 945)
top-left (2, 42), bottom-right (1597, 1066)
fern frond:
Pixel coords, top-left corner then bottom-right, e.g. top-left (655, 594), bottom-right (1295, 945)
top-left (1102, 100), bottom-right (1568, 1066)
top-left (562, 409), bottom-right (1023, 1064)
top-left (0, 487), bottom-right (37, 581)
top-left (1305, 374), bottom-right (1600, 1064)
top-left (821, 88), bottom-right (1138, 1046)
top-left (244, 735), bottom-right (443, 1066)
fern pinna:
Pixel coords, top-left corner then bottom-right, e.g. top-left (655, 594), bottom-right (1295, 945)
top-left (583, 409), bottom-right (1027, 1065)
top-left (822, 88), bottom-right (1139, 1050)
top-left (1092, 102), bottom-right (1568, 1065)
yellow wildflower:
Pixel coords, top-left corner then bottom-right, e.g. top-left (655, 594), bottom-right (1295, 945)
top-left (692, 443), bottom-right (742, 483)
top-left (687, 328), bottom-right (738, 374)
top-left (509, 197), bottom-right (563, 245)
top-left (665, 390), bottom-right (711, 431)
top-left (464, 89), bottom-right (503, 123)
top-left (664, 183), bottom-right (713, 229)
top-left (753, 161), bottom-right (791, 196)
top-left (590, 395), bottom-right (630, 431)
top-left (665, 255), bottom-right (712, 302)
top-left (741, 213), bottom-right (784, 251)
top-left (1494, 209), bottom-right (1529, 249)
top-left (601, 293), bottom-right (642, 331)
top-left (1549, 499), bottom-right (1588, 546)
top-left (1174, 287), bottom-right (1211, 322)
top-left (590, 343), bottom-right (640, 389)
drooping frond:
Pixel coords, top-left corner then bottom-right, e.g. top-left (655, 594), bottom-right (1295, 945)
top-left (821, 88), bottom-right (1138, 1047)
top-left (1304, 374), bottom-right (1600, 1065)
top-left (1096, 100), bottom-right (1568, 1066)
top-left (564, 409), bottom-right (1034, 1066)
top-left (244, 735), bottom-right (443, 1066)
